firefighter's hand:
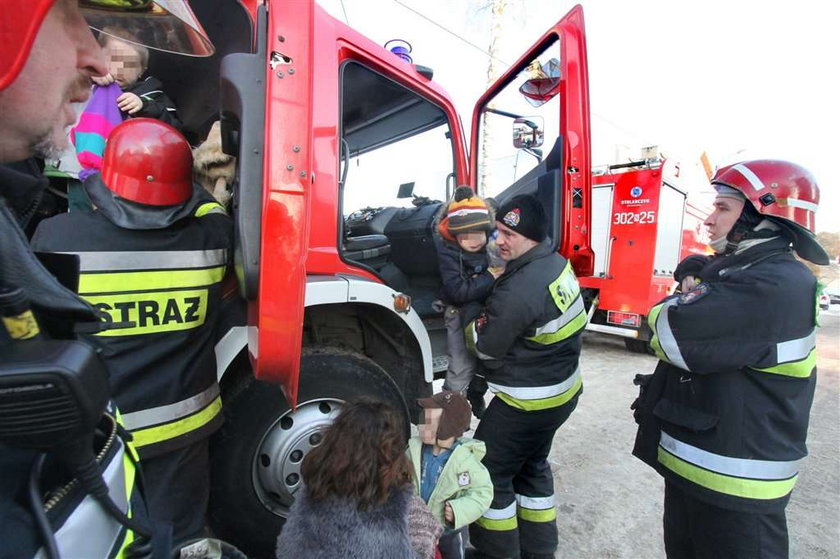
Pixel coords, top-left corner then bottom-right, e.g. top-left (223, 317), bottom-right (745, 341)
top-left (680, 276), bottom-right (699, 293)
top-left (444, 502), bottom-right (454, 525)
top-left (117, 92), bottom-right (143, 114)
top-left (488, 266), bottom-right (505, 279)
top-left (92, 73), bottom-right (115, 86)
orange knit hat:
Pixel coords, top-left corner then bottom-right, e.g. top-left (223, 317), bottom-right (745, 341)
top-left (446, 186), bottom-right (493, 236)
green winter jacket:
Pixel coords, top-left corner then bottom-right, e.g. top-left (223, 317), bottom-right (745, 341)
top-left (408, 437), bottom-right (494, 531)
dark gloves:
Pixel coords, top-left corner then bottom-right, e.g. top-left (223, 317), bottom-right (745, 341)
top-left (673, 254), bottom-right (710, 283)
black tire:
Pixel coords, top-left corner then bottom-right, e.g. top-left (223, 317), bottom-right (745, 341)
top-left (207, 347), bottom-right (408, 558)
top-left (624, 337), bottom-right (653, 354)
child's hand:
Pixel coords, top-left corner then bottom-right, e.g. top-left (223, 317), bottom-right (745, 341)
top-left (444, 502), bottom-right (454, 524)
top-left (488, 266), bottom-right (505, 279)
top-left (117, 92), bottom-right (143, 115)
top-left (92, 73), bottom-right (115, 86)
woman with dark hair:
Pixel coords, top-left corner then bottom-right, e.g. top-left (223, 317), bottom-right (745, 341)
top-left (276, 398), bottom-right (442, 558)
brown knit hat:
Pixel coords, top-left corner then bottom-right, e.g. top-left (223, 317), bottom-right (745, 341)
top-left (446, 186), bottom-right (493, 236)
top-left (417, 390), bottom-right (472, 440)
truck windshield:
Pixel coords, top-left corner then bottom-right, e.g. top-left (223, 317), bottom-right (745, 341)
top-left (340, 62), bottom-right (454, 213)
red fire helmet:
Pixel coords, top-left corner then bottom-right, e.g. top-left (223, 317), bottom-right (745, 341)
top-left (711, 159), bottom-right (829, 264)
top-left (0, 0), bottom-right (213, 91)
top-left (102, 118), bottom-right (193, 206)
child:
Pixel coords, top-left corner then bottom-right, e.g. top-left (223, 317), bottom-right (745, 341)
top-left (435, 186), bottom-right (501, 417)
top-left (409, 391), bottom-right (493, 559)
top-left (50, 28), bottom-right (182, 210)
top-left (92, 28), bottom-right (182, 129)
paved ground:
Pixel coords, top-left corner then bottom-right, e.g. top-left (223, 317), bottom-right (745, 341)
top-left (525, 306), bottom-right (840, 558)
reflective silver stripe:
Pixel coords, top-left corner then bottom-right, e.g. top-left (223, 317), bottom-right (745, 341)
top-left (121, 384), bottom-right (220, 430)
top-left (487, 366), bottom-right (581, 400)
top-left (784, 198), bottom-right (818, 212)
top-left (516, 494), bottom-right (554, 509)
top-left (660, 431), bottom-right (801, 480)
top-left (777, 331), bottom-right (816, 363)
top-left (731, 163), bottom-right (766, 192)
top-left (470, 323), bottom-right (496, 361)
top-left (532, 296), bottom-right (585, 336)
top-left (50, 438), bottom-right (128, 558)
top-left (481, 501), bottom-right (517, 520)
top-left (654, 298), bottom-right (690, 371)
top-left (64, 249), bottom-right (228, 271)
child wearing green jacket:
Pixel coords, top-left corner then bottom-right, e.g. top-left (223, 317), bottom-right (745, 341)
top-left (409, 391), bottom-right (494, 559)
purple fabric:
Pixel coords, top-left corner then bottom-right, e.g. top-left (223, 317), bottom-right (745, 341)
top-left (71, 83), bottom-right (124, 180)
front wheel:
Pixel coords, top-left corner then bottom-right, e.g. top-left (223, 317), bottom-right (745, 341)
top-left (207, 347), bottom-right (409, 558)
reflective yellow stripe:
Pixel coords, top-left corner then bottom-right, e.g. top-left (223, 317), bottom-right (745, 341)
top-left (753, 348), bottom-right (816, 378)
top-left (517, 505), bottom-right (557, 523)
top-left (86, 288), bottom-right (209, 336)
top-left (647, 302), bottom-right (666, 361)
top-left (115, 443), bottom-right (138, 559)
top-left (496, 374), bottom-right (582, 411)
top-left (195, 202), bottom-right (226, 217)
top-left (475, 515), bottom-right (518, 531)
top-left (526, 263), bottom-right (585, 345)
top-left (526, 309), bottom-right (587, 345)
top-left (131, 395), bottom-right (222, 448)
top-left (79, 266), bottom-right (225, 294)
top-left (548, 262), bottom-right (581, 313)
top-left (657, 447), bottom-right (798, 500)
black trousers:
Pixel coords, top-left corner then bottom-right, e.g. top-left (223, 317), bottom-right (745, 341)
top-left (469, 395), bottom-right (578, 558)
top-left (664, 481), bottom-right (789, 559)
top-left (141, 439), bottom-right (210, 546)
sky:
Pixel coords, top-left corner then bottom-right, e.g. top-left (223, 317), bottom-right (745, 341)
top-left (318, 0), bottom-right (839, 232)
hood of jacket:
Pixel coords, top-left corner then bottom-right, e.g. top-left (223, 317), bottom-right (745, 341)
top-left (84, 173), bottom-right (219, 230)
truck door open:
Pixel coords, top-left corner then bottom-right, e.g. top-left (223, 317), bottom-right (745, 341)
top-left (221, 2), bottom-right (314, 405)
top-left (470, 4), bottom-right (593, 276)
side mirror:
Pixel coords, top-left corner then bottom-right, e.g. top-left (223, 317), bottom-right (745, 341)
top-left (513, 117), bottom-right (545, 150)
top-left (519, 57), bottom-right (561, 108)
top-left (397, 181), bottom-right (416, 199)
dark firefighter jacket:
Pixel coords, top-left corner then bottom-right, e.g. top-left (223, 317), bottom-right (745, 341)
top-left (126, 75), bottom-right (182, 130)
top-left (633, 237), bottom-right (818, 513)
top-left (31, 175), bottom-right (232, 459)
top-left (464, 239), bottom-right (585, 411)
top-left (0, 168), bottom-right (156, 557)
top-left (434, 234), bottom-right (494, 306)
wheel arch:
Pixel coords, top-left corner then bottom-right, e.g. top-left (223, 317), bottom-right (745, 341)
top-left (215, 275), bottom-right (433, 409)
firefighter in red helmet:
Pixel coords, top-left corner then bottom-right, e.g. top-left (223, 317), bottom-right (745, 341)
top-left (0, 2), bottom-right (214, 556)
top-left (32, 118), bottom-right (233, 546)
top-left (632, 160), bottom-right (828, 557)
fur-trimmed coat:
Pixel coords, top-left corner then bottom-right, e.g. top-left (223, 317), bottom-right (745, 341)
top-left (276, 485), bottom-right (438, 559)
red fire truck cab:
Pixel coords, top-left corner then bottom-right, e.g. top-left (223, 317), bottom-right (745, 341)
top-left (578, 159), bottom-right (711, 352)
top-left (148, 0), bottom-right (592, 554)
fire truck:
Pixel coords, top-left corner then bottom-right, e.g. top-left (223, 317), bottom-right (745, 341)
top-left (148, 0), bottom-right (593, 554)
top-left (578, 158), bottom-right (712, 352)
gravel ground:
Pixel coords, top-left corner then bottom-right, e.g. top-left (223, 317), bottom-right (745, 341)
top-left (465, 308), bottom-right (840, 558)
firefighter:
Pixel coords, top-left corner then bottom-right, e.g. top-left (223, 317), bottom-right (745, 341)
top-left (632, 160), bottom-right (829, 558)
top-left (0, 1), bottom-right (214, 556)
top-left (464, 194), bottom-right (586, 559)
top-left (31, 117), bottom-right (232, 545)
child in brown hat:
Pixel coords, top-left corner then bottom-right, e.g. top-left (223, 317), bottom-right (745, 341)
top-left (408, 390), bottom-right (493, 559)
top-left (435, 186), bottom-right (502, 418)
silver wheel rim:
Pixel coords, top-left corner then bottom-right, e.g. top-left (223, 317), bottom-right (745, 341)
top-left (252, 398), bottom-right (344, 515)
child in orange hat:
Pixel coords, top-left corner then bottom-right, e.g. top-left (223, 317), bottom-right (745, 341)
top-left (434, 186), bottom-right (502, 418)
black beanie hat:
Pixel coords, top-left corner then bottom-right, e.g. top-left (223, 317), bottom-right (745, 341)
top-left (496, 194), bottom-right (547, 242)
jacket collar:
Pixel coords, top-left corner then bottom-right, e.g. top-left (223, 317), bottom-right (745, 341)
top-left (84, 173), bottom-right (215, 230)
top-left (701, 235), bottom-right (792, 280)
top-left (503, 238), bottom-right (554, 275)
